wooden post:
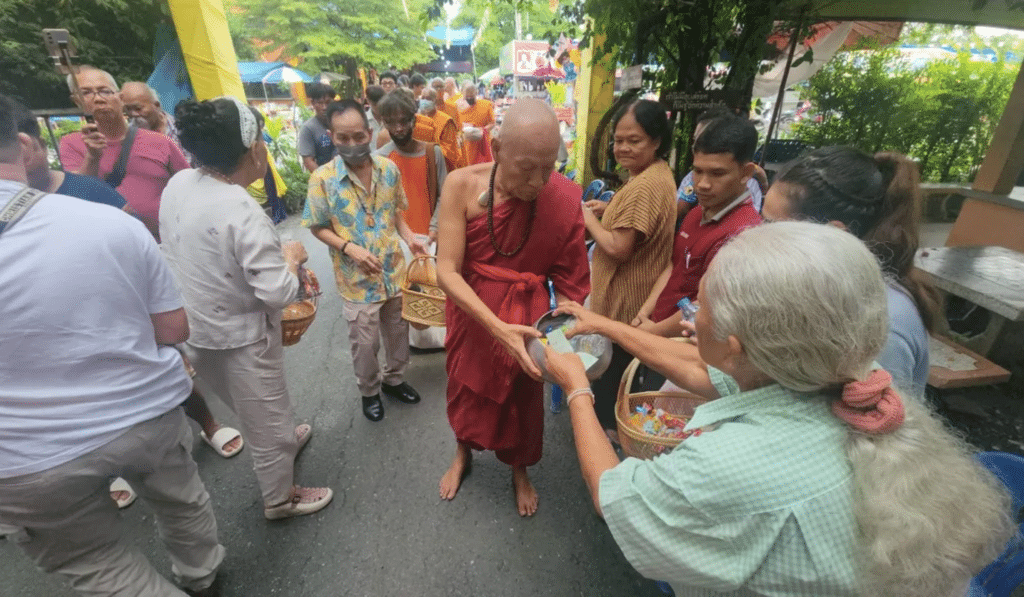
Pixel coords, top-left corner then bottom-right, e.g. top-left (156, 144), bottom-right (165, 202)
top-left (972, 60), bottom-right (1024, 195)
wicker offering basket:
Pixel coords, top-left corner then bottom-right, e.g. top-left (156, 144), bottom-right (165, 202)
top-left (282, 269), bottom-right (320, 347)
top-left (615, 355), bottom-right (712, 460)
top-left (402, 255), bottom-right (446, 327)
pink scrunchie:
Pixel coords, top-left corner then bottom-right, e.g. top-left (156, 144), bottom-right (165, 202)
top-left (831, 369), bottom-right (905, 434)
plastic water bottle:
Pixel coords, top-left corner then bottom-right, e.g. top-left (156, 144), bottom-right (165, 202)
top-left (546, 279), bottom-right (563, 414)
top-left (550, 385), bottom-right (563, 414)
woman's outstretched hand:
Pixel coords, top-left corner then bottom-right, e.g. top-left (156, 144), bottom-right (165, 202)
top-left (542, 344), bottom-right (589, 393)
top-left (555, 301), bottom-right (608, 339)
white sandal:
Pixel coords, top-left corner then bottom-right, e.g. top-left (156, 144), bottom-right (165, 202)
top-left (200, 426), bottom-right (244, 458)
top-left (109, 477), bottom-right (137, 509)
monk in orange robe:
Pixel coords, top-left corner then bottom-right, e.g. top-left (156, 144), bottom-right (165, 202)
top-left (420, 87), bottom-right (466, 171)
top-left (431, 77), bottom-right (463, 132)
top-left (435, 99), bottom-right (590, 517)
top-left (444, 77), bottom-right (462, 104)
top-left (458, 84), bottom-right (495, 165)
top-left (412, 113), bottom-right (435, 146)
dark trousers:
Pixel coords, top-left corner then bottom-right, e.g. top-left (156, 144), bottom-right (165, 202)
top-left (591, 343), bottom-right (636, 430)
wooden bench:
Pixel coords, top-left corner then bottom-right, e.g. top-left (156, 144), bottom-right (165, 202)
top-left (928, 334), bottom-right (1011, 390)
top-left (915, 246), bottom-right (1024, 356)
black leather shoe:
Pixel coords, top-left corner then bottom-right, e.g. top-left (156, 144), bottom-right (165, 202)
top-left (382, 382), bottom-right (421, 404)
top-left (362, 394), bottom-right (384, 421)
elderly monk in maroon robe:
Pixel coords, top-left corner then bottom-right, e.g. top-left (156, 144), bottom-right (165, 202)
top-left (435, 99), bottom-right (590, 517)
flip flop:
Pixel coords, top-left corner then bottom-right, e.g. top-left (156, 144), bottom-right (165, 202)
top-left (201, 426), bottom-right (244, 458)
top-left (109, 477), bottom-right (136, 509)
top-left (582, 179), bottom-right (606, 203)
top-left (296, 424), bottom-right (312, 454)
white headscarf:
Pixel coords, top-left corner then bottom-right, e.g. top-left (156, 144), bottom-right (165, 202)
top-left (216, 95), bottom-right (258, 148)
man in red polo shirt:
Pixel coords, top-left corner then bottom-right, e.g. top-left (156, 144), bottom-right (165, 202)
top-left (633, 115), bottom-right (762, 336)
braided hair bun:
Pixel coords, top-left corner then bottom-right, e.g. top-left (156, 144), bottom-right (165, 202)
top-left (774, 145), bottom-right (938, 331)
top-left (174, 98), bottom-right (263, 175)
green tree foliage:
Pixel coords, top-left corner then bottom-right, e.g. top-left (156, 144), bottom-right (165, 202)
top-left (451, 0), bottom-right (558, 72)
top-left (227, 0), bottom-right (438, 76)
top-left (0, 0), bottom-right (167, 109)
top-left (902, 22), bottom-right (1024, 58)
top-left (793, 49), bottom-right (1017, 182)
top-left (553, 0), bottom-right (790, 174)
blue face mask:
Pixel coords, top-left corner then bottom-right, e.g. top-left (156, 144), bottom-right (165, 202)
top-left (419, 99), bottom-right (435, 113)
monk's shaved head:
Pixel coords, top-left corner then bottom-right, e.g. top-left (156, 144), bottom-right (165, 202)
top-left (492, 98), bottom-right (562, 202)
top-left (495, 98), bottom-right (560, 152)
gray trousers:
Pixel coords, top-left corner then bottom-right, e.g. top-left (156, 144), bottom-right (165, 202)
top-left (0, 408), bottom-right (224, 597)
top-left (184, 322), bottom-right (299, 506)
top-left (343, 295), bottom-right (410, 397)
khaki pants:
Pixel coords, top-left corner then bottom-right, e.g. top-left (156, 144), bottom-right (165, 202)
top-left (184, 322), bottom-right (298, 506)
top-left (0, 408), bottom-right (224, 597)
top-left (344, 296), bottom-right (410, 397)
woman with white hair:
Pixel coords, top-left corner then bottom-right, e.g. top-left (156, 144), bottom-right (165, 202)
top-left (543, 221), bottom-right (1013, 597)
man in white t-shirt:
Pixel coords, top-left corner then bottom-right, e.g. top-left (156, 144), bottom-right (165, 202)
top-left (0, 94), bottom-right (224, 597)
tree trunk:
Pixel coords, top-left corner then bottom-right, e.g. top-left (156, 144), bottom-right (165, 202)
top-left (722, 0), bottom-right (786, 114)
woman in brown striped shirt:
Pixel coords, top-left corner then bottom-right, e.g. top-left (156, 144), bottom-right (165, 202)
top-left (583, 99), bottom-right (677, 434)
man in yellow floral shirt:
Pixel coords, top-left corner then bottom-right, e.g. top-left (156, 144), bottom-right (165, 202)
top-left (303, 99), bottom-right (427, 422)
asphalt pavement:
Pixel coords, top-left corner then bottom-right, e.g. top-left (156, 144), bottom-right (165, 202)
top-left (1, 217), bottom-right (666, 597)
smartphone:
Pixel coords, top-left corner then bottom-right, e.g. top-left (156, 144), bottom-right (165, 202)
top-left (42, 29), bottom-right (76, 74)
top-left (41, 29), bottom-right (93, 123)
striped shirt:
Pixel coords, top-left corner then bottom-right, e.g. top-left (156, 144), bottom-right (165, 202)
top-left (591, 160), bottom-right (677, 323)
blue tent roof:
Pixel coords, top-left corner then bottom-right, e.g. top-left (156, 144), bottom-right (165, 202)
top-left (237, 62), bottom-right (314, 84)
top-left (426, 25), bottom-right (476, 47)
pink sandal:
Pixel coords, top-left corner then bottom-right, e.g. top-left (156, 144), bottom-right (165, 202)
top-left (295, 424), bottom-right (312, 453)
top-left (264, 486), bottom-right (333, 520)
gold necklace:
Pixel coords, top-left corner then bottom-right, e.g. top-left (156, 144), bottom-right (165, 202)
top-left (355, 170), bottom-right (378, 228)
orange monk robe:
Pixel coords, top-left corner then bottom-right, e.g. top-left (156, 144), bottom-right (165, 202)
top-left (413, 113), bottom-right (436, 145)
top-left (439, 98), bottom-right (463, 131)
top-left (379, 143), bottom-right (441, 235)
top-left (459, 99), bottom-right (495, 165)
top-left (432, 110), bottom-right (467, 171)
top-left (438, 98), bottom-right (466, 169)
top-left (414, 114), bottom-right (465, 172)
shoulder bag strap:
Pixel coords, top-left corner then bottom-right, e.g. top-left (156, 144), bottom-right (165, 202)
top-left (104, 124), bottom-right (138, 188)
top-left (424, 142), bottom-right (438, 213)
top-left (0, 186), bottom-right (47, 237)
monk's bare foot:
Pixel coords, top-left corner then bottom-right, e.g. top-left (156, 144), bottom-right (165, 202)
top-left (512, 466), bottom-right (538, 517)
top-left (439, 443), bottom-right (472, 500)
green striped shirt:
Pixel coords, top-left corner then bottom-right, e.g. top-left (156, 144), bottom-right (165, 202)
top-left (599, 367), bottom-right (860, 596)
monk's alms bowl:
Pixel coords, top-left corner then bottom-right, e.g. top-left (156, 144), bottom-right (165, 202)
top-left (526, 311), bottom-right (613, 384)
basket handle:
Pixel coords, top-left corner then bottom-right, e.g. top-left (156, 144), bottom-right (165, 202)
top-left (614, 356), bottom-right (645, 428)
top-left (406, 254), bottom-right (437, 277)
top-left (298, 267), bottom-right (321, 307)
top-left (617, 357), bottom-right (643, 404)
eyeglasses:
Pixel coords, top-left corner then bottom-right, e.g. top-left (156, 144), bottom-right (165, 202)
top-left (79, 88), bottom-right (116, 100)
